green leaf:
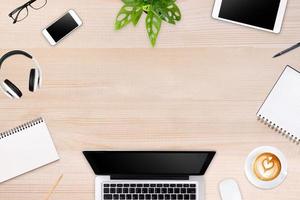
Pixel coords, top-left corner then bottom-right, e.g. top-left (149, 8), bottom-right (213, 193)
top-left (122, 0), bottom-right (142, 5)
top-left (155, 0), bottom-right (176, 5)
top-left (115, 5), bottom-right (135, 30)
top-left (146, 10), bottom-right (162, 47)
top-left (132, 7), bottom-right (143, 26)
top-left (152, 2), bottom-right (181, 24)
top-left (122, 0), bottom-right (136, 4)
top-left (166, 3), bottom-right (181, 21)
top-left (152, 5), bottom-right (175, 24)
top-left (141, 0), bottom-right (153, 4)
top-left (143, 4), bottom-right (151, 12)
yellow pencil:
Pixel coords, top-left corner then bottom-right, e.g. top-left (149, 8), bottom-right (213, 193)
top-left (44, 174), bottom-right (63, 200)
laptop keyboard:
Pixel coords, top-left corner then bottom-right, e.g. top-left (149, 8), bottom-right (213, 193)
top-left (102, 183), bottom-right (197, 200)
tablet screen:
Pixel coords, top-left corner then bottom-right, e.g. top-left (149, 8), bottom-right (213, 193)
top-left (218, 0), bottom-right (281, 30)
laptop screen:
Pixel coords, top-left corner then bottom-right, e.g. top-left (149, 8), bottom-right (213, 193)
top-left (83, 151), bottom-right (215, 176)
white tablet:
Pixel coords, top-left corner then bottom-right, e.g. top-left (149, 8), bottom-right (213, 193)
top-left (212, 0), bottom-right (288, 33)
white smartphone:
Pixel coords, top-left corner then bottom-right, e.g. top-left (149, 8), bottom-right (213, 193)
top-left (42, 10), bottom-right (82, 45)
top-left (212, 0), bottom-right (287, 33)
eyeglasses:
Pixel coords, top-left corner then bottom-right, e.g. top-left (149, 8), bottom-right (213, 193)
top-left (8, 0), bottom-right (47, 24)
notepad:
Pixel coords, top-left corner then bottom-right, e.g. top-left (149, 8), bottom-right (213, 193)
top-left (257, 66), bottom-right (300, 144)
top-left (0, 117), bottom-right (59, 183)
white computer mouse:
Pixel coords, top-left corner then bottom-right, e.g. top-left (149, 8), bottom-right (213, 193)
top-left (219, 179), bottom-right (242, 200)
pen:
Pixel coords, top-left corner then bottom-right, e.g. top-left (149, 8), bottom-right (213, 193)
top-left (44, 174), bottom-right (63, 200)
top-left (273, 42), bottom-right (300, 58)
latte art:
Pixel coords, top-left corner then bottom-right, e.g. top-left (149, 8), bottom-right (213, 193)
top-left (253, 153), bottom-right (281, 181)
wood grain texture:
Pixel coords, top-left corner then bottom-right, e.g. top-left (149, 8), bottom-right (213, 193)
top-left (0, 0), bottom-right (300, 200)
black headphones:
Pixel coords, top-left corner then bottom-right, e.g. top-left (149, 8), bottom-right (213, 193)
top-left (0, 50), bottom-right (42, 99)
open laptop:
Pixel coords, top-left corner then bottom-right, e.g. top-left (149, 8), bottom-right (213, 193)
top-left (83, 151), bottom-right (216, 200)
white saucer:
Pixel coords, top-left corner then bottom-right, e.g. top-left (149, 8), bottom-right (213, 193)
top-left (245, 146), bottom-right (287, 189)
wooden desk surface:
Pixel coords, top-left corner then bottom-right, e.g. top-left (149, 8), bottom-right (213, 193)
top-left (1, 0), bottom-right (300, 199)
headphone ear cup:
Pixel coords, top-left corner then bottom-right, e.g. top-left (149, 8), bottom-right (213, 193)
top-left (36, 68), bottom-right (41, 88)
top-left (4, 79), bottom-right (22, 98)
top-left (0, 81), bottom-right (14, 99)
top-left (29, 68), bottom-right (38, 92)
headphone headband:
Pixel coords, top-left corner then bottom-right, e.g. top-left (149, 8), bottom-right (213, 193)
top-left (0, 50), bottom-right (33, 69)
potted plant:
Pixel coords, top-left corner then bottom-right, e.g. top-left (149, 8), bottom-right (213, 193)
top-left (115, 0), bottom-right (181, 47)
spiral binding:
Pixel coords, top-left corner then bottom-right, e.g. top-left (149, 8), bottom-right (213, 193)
top-left (258, 115), bottom-right (300, 145)
top-left (0, 117), bottom-right (43, 140)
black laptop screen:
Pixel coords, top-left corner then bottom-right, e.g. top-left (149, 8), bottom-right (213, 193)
top-left (83, 151), bottom-right (215, 176)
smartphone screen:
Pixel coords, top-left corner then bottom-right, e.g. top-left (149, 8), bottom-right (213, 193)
top-left (46, 12), bottom-right (79, 42)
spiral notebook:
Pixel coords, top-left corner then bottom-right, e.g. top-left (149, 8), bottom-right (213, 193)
top-left (257, 66), bottom-right (300, 144)
top-left (0, 117), bottom-right (59, 183)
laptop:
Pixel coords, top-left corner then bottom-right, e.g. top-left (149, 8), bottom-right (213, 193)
top-left (83, 151), bottom-right (216, 200)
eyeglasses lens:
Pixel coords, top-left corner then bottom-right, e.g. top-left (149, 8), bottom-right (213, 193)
top-left (30, 0), bottom-right (47, 10)
top-left (12, 7), bottom-right (29, 22)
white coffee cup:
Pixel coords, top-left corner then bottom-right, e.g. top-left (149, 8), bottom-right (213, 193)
top-left (245, 146), bottom-right (287, 189)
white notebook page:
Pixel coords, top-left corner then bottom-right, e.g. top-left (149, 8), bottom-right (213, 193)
top-left (0, 118), bottom-right (59, 183)
top-left (257, 66), bottom-right (300, 140)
